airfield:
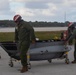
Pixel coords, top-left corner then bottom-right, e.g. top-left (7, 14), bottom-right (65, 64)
top-left (0, 27), bottom-right (76, 75)
top-left (0, 45), bottom-right (76, 75)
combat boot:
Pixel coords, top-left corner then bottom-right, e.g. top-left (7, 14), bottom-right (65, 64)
top-left (71, 60), bottom-right (76, 64)
top-left (20, 66), bottom-right (28, 73)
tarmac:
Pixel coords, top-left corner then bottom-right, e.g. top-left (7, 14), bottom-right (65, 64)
top-left (0, 45), bottom-right (76, 75)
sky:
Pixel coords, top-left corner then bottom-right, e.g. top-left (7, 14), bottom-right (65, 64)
top-left (0, 0), bottom-right (76, 22)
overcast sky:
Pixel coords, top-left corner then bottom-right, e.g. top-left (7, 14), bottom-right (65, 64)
top-left (0, 0), bottom-right (76, 22)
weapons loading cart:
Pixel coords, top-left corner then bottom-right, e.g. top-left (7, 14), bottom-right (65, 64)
top-left (0, 39), bottom-right (71, 69)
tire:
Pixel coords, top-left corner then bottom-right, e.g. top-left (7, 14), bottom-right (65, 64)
top-left (65, 59), bottom-right (69, 64)
top-left (0, 56), bottom-right (1, 59)
top-left (48, 59), bottom-right (52, 63)
top-left (27, 63), bottom-right (31, 69)
top-left (9, 62), bottom-right (13, 67)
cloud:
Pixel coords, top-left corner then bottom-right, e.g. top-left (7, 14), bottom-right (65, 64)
top-left (0, 0), bottom-right (15, 20)
top-left (10, 1), bottom-right (57, 17)
top-left (9, 0), bottom-right (37, 2)
top-left (9, 0), bottom-right (62, 3)
top-left (63, 0), bottom-right (76, 8)
top-left (0, 0), bottom-right (10, 12)
top-left (25, 2), bottom-right (48, 9)
top-left (15, 7), bottom-right (35, 17)
top-left (0, 0), bottom-right (76, 22)
top-left (42, 3), bottom-right (57, 16)
top-left (0, 0), bottom-right (14, 15)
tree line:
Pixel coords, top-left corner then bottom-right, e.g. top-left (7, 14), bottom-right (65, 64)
top-left (0, 20), bottom-right (71, 27)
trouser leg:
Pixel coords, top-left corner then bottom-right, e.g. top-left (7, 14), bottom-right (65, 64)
top-left (20, 45), bottom-right (29, 66)
top-left (74, 42), bottom-right (76, 60)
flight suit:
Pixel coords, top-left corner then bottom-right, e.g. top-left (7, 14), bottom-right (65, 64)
top-left (74, 38), bottom-right (76, 60)
top-left (67, 23), bottom-right (76, 61)
top-left (15, 20), bottom-right (35, 66)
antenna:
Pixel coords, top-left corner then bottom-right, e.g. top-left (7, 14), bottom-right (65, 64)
top-left (64, 11), bottom-right (67, 27)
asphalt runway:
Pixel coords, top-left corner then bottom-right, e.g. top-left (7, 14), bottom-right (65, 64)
top-left (0, 45), bottom-right (76, 75)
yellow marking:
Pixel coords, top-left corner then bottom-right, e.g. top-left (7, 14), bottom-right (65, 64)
top-left (27, 55), bottom-right (30, 59)
top-left (65, 52), bottom-right (68, 54)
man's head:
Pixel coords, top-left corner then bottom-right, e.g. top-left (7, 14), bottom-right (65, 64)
top-left (13, 15), bottom-right (22, 23)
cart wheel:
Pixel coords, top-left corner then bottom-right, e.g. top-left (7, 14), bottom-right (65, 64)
top-left (0, 56), bottom-right (1, 59)
top-left (65, 59), bottom-right (69, 64)
top-left (9, 62), bottom-right (14, 67)
top-left (27, 63), bottom-right (31, 69)
top-left (48, 59), bottom-right (52, 63)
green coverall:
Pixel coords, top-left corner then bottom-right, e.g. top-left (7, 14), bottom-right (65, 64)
top-left (74, 39), bottom-right (76, 60)
top-left (67, 25), bottom-right (76, 60)
top-left (15, 20), bottom-right (35, 66)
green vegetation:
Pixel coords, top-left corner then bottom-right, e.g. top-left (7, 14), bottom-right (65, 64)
top-left (0, 31), bottom-right (64, 42)
top-left (0, 32), bottom-right (15, 42)
top-left (0, 20), bottom-right (70, 27)
top-left (35, 31), bottom-right (62, 40)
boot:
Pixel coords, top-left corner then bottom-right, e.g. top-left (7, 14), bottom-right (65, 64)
top-left (71, 60), bottom-right (76, 64)
top-left (20, 66), bottom-right (28, 73)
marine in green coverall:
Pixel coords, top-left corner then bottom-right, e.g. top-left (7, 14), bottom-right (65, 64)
top-left (67, 22), bottom-right (76, 63)
top-left (13, 15), bottom-right (36, 73)
top-left (74, 38), bottom-right (76, 63)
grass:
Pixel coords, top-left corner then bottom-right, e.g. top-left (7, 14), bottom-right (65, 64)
top-left (35, 31), bottom-right (63, 40)
top-left (0, 32), bottom-right (14, 42)
top-left (0, 31), bottom-right (64, 42)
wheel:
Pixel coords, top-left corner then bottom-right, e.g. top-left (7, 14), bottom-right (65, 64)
top-left (65, 59), bottom-right (69, 64)
top-left (48, 59), bottom-right (52, 63)
top-left (9, 62), bottom-right (14, 67)
top-left (0, 56), bottom-right (1, 59)
top-left (27, 63), bottom-right (31, 69)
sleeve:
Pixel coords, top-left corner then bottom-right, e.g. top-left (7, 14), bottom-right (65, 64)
top-left (30, 27), bottom-right (36, 41)
top-left (24, 22), bottom-right (36, 41)
top-left (68, 29), bottom-right (76, 41)
top-left (28, 23), bottom-right (36, 41)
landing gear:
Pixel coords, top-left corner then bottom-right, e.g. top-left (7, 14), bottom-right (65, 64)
top-left (27, 63), bottom-right (31, 69)
top-left (0, 56), bottom-right (1, 59)
top-left (27, 50), bottom-right (31, 69)
top-left (0, 55), bottom-right (1, 59)
top-left (65, 59), bottom-right (69, 64)
top-left (64, 52), bottom-right (70, 64)
top-left (48, 59), bottom-right (52, 63)
top-left (9, 61), bottom-right (14, 67)
top-left (0, 53), bottom-right (1, 59)
top-left (9, 57), bottom-right (14, 67)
